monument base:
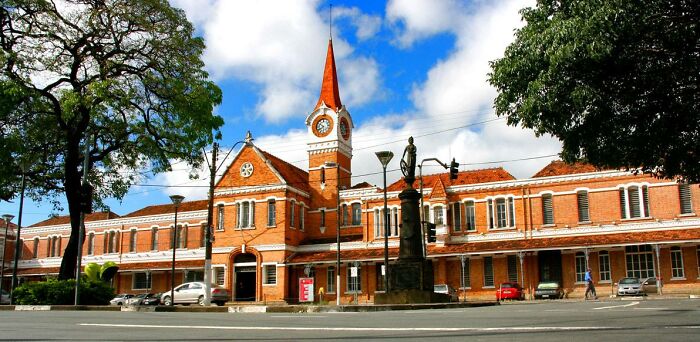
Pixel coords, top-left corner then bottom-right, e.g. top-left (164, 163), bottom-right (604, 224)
top-left (374, 290), bottom-right (451, 304)
top-left (374, 259), bottom-right (450, 304)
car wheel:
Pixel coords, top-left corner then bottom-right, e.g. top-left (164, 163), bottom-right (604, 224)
top-left (162, 296), bottom-right (172, 306)
top-left (198, 295), bottom-right (205, 306)
top-left (215, 301), bottom-right (224, 306)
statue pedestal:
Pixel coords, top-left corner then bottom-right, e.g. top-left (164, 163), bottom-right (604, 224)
top-left (374, 187), bottom-right (450, 304)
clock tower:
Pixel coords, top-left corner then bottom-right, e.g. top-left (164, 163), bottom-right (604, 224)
top-left (306, 39), bottom-right (353, 215)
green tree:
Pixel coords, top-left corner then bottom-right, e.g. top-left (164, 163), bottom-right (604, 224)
top-left (489, 0), bottom-right (699, 181)
top-left (0, 0), bottom-right (223, 279)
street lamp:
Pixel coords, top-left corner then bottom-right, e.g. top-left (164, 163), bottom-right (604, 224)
top-left (375, 151), bottom-right (393, 293)
top-left (1, 214), bottom-right (14, 299)
top-left (169, 194), bottom-right (185, 306)
top-left (10, 158), bottom-right (30, 305)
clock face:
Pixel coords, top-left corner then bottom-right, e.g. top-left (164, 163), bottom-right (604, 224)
top-left (339, 118), bottom-right (349, 140)
top-left (240, 162), bottom-right (254, 177)
top-left (316, 118), bottom-right (331, 134)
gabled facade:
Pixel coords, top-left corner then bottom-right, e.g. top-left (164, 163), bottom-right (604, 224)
top-left (8, 40), bottom-right (700, 303)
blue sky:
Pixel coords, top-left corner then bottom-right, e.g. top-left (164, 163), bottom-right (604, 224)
top-left (1, 0), bottom-right (562, 226)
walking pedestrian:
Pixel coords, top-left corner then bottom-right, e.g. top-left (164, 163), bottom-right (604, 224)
top-left (585, 268), bottom-right (597, 300)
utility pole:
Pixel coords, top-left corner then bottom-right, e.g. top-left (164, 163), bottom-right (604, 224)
top-left (204, 142), bottom-right (218, 306)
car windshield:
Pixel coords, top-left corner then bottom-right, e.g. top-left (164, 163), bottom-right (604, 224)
top-left (500, 283), bottom-right (515, 288)
top-left (620, 278), bottom-right (640, 284)
top-left (537, 282), bottom-right (559, 289)
top-left (434, 285), bottom-right (447, 292)
top-left (135, 294), bottom-right (148, 298)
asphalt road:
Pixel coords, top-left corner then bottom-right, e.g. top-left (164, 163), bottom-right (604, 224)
top-left (0, 299), bottom-right (698, 341)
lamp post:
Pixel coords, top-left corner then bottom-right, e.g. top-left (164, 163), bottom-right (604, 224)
top-left (323, 161), bottom-right (343, 306)
top-left (169, 194), bottom-right (185, 306)
top-left (375, 151), bottom-right (393, 293)
top-left (1, 214), bottom-right (14, 300)
top-left (10, 159), bottom-right (30, 305)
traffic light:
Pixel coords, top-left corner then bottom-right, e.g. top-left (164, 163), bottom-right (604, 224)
top-left (426, 222), bottom-right (436, 243)
top-left (449, 158), bottom-right (459, 180)
top-left (80, 182), bottom-right (94, 214)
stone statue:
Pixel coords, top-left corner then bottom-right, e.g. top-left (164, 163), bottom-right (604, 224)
top-left (400, 136), bottom-right (417, 187)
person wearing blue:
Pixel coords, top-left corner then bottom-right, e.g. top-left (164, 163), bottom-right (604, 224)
top-left (585, 268), bottom-right (597, 300)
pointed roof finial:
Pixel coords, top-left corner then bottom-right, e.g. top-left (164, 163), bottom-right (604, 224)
top-left (329, 4), bottom-right (333, 39)
top-left (244, 131), bottom-right (254, 145)
top-left (314, 39), bottom-right (342, 111)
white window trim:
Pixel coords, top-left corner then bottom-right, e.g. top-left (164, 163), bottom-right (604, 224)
top-left (618, 183), bottom-right (652, 219)
top-left (486, 195), bottom-right (517, 230)
top-left (262, 264), bottom-right (278, 286)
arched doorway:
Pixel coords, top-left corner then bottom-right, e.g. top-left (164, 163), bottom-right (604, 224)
top-left (233, 253), bottom-right (257, 301)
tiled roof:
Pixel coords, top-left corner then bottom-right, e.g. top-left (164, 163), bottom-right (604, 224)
top-left (386, 167), bottom-right (516, 192)
top-left (314, 39), bottom-right (342, 111)
top-left (30, 211), bottom-right (120, 227)
top-left (287, 229), bottom-right (700, 264)
top-left (532, 160), bottom-right (600, 178)
top-left (351, 182), bottom-right (374, 189)
top-left (260, 150), bottom-right (310, 193)
top-left (122, 200), bottom-right (208, 218)
top-left (429, 177), bottom-right (447, 200)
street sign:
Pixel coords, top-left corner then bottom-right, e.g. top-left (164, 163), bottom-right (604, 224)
top-left (299, 277), bottom-right (314, 302)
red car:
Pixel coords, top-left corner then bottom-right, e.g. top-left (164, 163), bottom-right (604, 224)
top-left (496, 282), bottom-right (525, 300)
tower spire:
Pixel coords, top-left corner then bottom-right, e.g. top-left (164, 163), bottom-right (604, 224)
top-left (314, 39), bottom-right (342, 111)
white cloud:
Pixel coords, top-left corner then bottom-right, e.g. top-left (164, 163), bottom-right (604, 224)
top-left (170, 0), bottom-right (382, 123)
top-left (334, 6), bottom-right (382, 41)
top-left (159, 0), bottom-right (561, 194)
top-left (386, 0), bottom-right (464, 48)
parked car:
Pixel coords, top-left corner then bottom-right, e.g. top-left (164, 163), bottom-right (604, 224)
top-left (161, 282), bottom-right (229, 306)
top-left (496, 282), bottom-right (524, 300)
top-left (126, 293), bottom-right (161, 306)
top-left (434, 284), bottom-right (459, 302)
top-left (1, 290), bottom-right (9, 304)
top-left (616, 277), bottom-right (658, 296)
top-left (109, 293), bottom-right (134, 306)
top-left (534, 281), bottom-right (564, 299)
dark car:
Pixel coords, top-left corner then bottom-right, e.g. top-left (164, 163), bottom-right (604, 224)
top-left (496, 282), bottom-right (524, 300)
top-left (534, 281), bottom-right (564, 299)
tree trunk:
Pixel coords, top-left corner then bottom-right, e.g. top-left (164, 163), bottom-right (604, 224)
top-left (58, 136), bottom-right (85, 280)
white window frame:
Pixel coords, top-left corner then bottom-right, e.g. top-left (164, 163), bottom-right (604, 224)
top-left (464, 200), bottom-right (476, 232)
top-left (452, 202), bottom-right (462, 232)
top-left (625, 245), bottom-right (656, 278)
top-left (433, 205), bottom-right (445, 226)
top-left (326, 266), bottom-right (336, 294)
top-left (267, 200), bottom-right (276, 227)
top-left (460, 258), bottom-right (471, 289)
top-left (262, 264), bottom-right (277, 285)
top-left (599, 250), bottom-right (611, 282)
top-left (670, 246), bottom-right (685, 279)
top-left (575, 252), bottom-right (586, 283)
top-left (577, 190), bottom-right (590, 223)
top-left (679, 183), bottom-right (693, 215)
top-left (541, 193), bottom-right (554, 226)
top-left (150, 227), bottom-right (158, 251)
top-left (373, 208), bottom-right (382, 238)
top-left (346, 263), bottom-right (362, 293)
top-left (290, 200), bottom-right (296, 229)
top-left (619, 184), bottom-right (651, 219)
top-left (236, 200), bottom-right (256, 229)
top-left (351, 203), bottom-right (362, 225)
top-left (300, 204), bottom-right (305, 231)
top-left (129, 228), bottom-right (137, 253)
top-left (216, 204), bottom-right (225, 231)
top-left (487, 196), bottom-right (516, 229)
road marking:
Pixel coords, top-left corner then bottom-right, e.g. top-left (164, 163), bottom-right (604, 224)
top-left (79, 323), bottom-right (619, 332)
top-left (666, 326), bottom-right (700, 329)
top-left (593, 302), bottom-right (639, 310)
top-left (634, 308), bottom-right (668, 310)
top-left (271, 315), bottom-right (327, 318)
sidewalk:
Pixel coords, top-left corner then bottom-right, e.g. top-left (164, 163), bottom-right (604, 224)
top-left (0, 300), bottom-right (498, 313)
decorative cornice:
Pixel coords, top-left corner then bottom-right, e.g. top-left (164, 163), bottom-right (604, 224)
top-left (448, 170), bottom-right (632, 194)
top-left (215, 184), bottom-right (310, 199)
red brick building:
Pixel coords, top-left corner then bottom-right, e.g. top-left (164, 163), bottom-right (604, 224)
top-left (10, 39), bottom-right (700, 303)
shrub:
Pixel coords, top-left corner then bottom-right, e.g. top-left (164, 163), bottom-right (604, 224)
top-left (12, 278), bottom-right (115, 305)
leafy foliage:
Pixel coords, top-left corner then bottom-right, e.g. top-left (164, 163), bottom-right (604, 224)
top-left (1, 0), bottom-right (223, 279)
top-left (489, 0), bottom-right (699, 181)
top-left (83, 261), bottom-right (118, 282)
top-left (12, 278), bottom-right (115, 305)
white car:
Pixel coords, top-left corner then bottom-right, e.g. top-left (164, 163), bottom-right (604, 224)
top-left (1, 290), bottom-right (10, 304)
top-left (434, 284), bottom-right (459, 302)
top-left (161, 282), bottom-right (229, 306)
top-left (109, 293), bottom-right (134, 306)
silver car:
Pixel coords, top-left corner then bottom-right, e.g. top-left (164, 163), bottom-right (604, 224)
top-left (434, 284), bottom-right (459, 302)
top-left (616, 277), bottom-right (658, 296)
top-left (161, 282), bottom-right (229, 306)
top-left (109, 293), bottom-right (134, 306)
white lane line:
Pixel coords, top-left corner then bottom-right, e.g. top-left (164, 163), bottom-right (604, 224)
top-left (593, 302), bottom-right (640, 310)
top-left (271, 315), bottom-right (327, 318)
top-left (79, 323), bottom-right (618, 332)
top-left (634, 308), bottom-right (668, 310)
top-left (666, 326), bottom-right (700, 329)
